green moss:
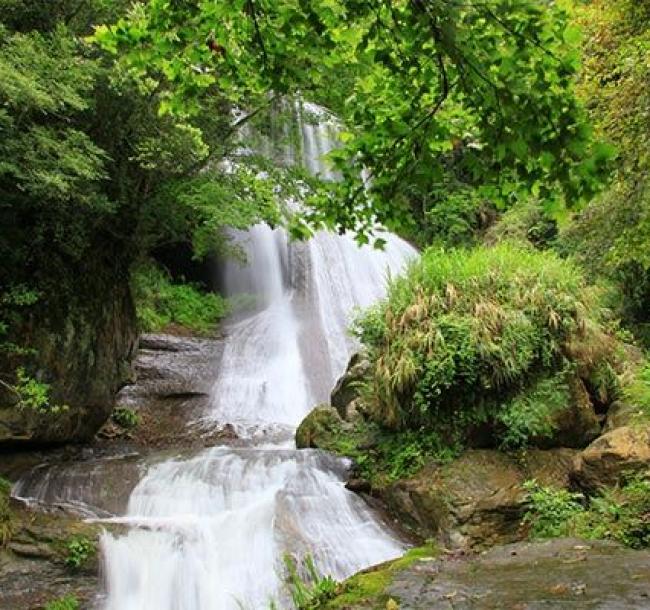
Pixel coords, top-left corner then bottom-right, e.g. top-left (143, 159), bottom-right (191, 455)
top-left (321, 545), bottom-right (438, 609)
top-left (44, 595), bottom-right (79, 610)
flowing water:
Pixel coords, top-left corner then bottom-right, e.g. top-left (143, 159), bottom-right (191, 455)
top-left (14, 104), bottom-right (416, 609)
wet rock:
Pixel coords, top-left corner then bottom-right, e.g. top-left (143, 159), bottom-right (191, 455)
top-left (346, 478), bottom-right (372, 494)
top-left (384, 538), bottom-right (650, 609)
top-left (296, 405), bottom-right (343, 449)
top-left (331, 353), bottom-right (371, 418)
top-left (571, 425), bottom-right (650, 492)
top-left (0, 502), bottom-right (102, 609)
top-left (104, 332), bottom-right (226, 450)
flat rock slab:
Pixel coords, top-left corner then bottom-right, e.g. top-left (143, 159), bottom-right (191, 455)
top-left (388, 538), bottom-right (650, 609)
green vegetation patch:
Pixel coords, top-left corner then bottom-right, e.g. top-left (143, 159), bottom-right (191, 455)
top-left (44, 595), bottom-right (80, 610)
top-left (0, 476), bottom-right (14, 545)
top-left (321, 545), bottom-right (438, 609)
top-left (354, 243), bottom-right (616, 447)
top-left (523, 475), bottom-right (650, 549)
top-left (132, 263), bottom-right (229, 335)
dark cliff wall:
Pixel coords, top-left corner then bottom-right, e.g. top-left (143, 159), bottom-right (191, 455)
top-left (0, 257), bottom-right (138, 447)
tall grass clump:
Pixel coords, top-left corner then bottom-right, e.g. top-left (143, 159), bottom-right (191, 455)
top-left (354, 243), bottom-right (616, 444)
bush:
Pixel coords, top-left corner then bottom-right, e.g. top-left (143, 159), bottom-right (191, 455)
top-left (112, 406), bottom-right (140, 429)
top-left (132, 263), bottom-right (229, 334)
top-left (354, 243), bottom-right (615, 446)
top-left (64, 535), bottom-right (95, 569)
top-left (523, 475), bottom-right (650, 549)
top-left (44, 595), bottom-right (79, 610)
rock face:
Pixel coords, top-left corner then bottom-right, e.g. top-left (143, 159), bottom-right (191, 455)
top-left (571, 425), bottom-right (650, 492)
top-left (0, 278), bottom-right (138, 447)
top-left (0, 498), bottom-right (102, 610)
top-left (330, 538), bottom-right (650, 609)
top-left (104, 332), bottom-right (228, 449)
top-left (381, 448), bottom-right (577, 549)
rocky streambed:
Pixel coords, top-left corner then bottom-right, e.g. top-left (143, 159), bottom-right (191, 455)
top-left (0, 332), bottom-right (235, 609)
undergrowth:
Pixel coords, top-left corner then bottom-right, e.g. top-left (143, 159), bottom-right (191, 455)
top-left (132, 262), bottom-right (228, 334)
top-left (44, 595), bottom-right (80, 610)
top-left (282, 554), bottom-right (337, 610)
top-left (523, 475), bottom-right (650, 549)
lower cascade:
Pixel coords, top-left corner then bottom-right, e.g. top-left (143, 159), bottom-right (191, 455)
top-left (13, 111), bottom-right (416, 609)
top-left (99, 224), bottom-right (414, 610)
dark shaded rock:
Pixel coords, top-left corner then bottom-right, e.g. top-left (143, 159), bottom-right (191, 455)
top-left (296, 405), bottom-right (343, 449)
top-left (346, 478), bottom-right (372, 494)
top-left (548, 379), bottom-right (602, 448)
top-left (571, 425), bottom-right (650, 492)
top-left (0, 276), bottom-right (138, 448)
top-left (105, 333), bottom-right (228, 450)
top-left (331, 353), bottom-right (371, 418)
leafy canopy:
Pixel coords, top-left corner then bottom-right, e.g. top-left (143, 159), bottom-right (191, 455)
top-left (93, 0), bottom-right (614, 236)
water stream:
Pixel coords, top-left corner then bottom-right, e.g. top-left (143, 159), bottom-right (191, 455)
top-left (15, 104), bottom-right (416, 609)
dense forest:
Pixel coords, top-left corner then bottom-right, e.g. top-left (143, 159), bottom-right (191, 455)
top-left (1, 0), bottom-right (649, 608)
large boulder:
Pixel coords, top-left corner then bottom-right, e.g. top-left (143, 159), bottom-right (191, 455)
top-left (571, 425), bottom-right (650, 491)
top-left (295, 405), bottom-right (343, 450)
top-left (326, 538), bottom-right (650, 609)
top-left (330, 353), bottom-right (371, 418)
top-left (381, 448), bottom-right (576, 549)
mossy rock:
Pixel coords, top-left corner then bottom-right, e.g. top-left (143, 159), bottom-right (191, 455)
top-left (296, 405), bottom-right (344, 450)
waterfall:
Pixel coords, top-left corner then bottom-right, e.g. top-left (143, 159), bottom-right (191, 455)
top-left (17, 102), bottom-right (417, 609)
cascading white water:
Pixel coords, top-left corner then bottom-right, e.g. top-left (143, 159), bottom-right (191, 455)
top-left (18, 103), bottom-right (417, 609)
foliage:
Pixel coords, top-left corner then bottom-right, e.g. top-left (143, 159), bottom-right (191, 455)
top-left (283, 554), bottom-right (337, 610)
top-left (93, 0), bottom-right (612, 239)
top-left (497, 373), bottom-right (570, 449)
top-left (44, 595), bottom-right (80, 610)
top-left (64, 535), bottom-right (95, 570)
top-left (484, 199), bottom-right (558, 249)
top-left (620, 361), bottom-right (650, 423)
top-left (522, 480), bottom-right (585, 539)
top-left (523, 475), bottom-right (650, 549)
top-left (131, 263), bottom-right (228, 335)
top-left (354, 243), bottom-right (614, 445)
top-left (559, 0), bottom-right (650, 340)
top-left (112, 406), bottom-right (140, 429)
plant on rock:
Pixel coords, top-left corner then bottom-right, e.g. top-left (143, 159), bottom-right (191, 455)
top-left (354, 243), bottom-right (617, 447)
top-left (64, 535), bottom-right (95, 570)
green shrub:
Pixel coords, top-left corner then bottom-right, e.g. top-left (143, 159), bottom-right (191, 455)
top-left (64, 535), bottom-right (95, 569)
top-left (523, 475), bottom-right (650, 549)
top-left (112, 406), bottom-right (140, 429)
top-left (522, 481), bottom-right (585, 539)
top-left (283, 554), bottom-right (337, 610)
top-left (132, 263), bottom-right (229, 334)
top-left (354, 243), bottom-right (615, 445)
top-left (44, 595), bottom-right (79, 610)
